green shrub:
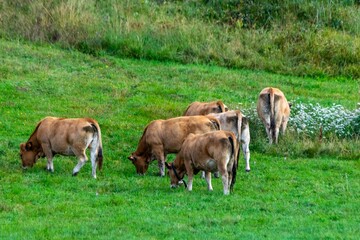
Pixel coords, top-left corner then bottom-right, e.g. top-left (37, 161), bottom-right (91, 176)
top-left (0, 0), bottom-right (359, 78)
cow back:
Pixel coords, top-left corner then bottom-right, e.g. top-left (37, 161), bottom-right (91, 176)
top-left (183, 101), bottom-right (226, 116)
top-left (142, 115), bottom-right (220, 153)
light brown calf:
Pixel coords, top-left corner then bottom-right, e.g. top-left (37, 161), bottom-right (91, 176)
top-left (257, 87), bottom-right (291, 144)
top-left (183, 101), bottom-right (227, 116)
top-left (128, 116), bottom-right (220, 176)
top-left (166, 131), bottom-right (238, 195)
top-left (20, 117), bottom-right (103, 178)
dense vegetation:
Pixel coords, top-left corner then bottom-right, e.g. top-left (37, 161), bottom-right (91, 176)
top-left (0, 0), bottom-right (359, 78)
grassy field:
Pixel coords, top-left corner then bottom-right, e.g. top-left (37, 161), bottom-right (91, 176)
top-left (0, 39), bottom-right (359, 239)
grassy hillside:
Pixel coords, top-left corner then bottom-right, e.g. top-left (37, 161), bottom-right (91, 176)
top-left (0, 39), bottom-right (359, 239)
top-left (0, 0), bottom-right (359, 78)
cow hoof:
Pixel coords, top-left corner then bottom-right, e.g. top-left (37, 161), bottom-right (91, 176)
top-left (72, 172), bottom-right (78, 177)
top-left (246, 169), bottom-right (251, 173)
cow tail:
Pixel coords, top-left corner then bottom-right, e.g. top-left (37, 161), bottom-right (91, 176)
top-left (91, 123), bottom-right (103, 171)
top-left (228, 134), bottom-right (237, 192)
top-left (269, 88), bottom-right (276, 143)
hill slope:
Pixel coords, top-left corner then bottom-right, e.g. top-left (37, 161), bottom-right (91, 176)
top-left (0, 39), bottom-right (359, 239)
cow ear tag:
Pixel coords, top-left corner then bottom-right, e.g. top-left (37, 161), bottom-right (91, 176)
top-left (128, 156), bottom-right (136, 162)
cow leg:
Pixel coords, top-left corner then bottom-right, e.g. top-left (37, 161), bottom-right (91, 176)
top-left (219, 165), bottom-right (229, 195)
top-left (205, 172), bottom-right (213, 191)
top-left (185, 162), bottom-right (194, 192)
top-left (187, 171), bottom-right (193, 192)
top-left (281, 117), bottom-right (289, 135)
top-left (41, 143), bottom-right (54, 172)
top-left (158, 157), bottom-right (166, 177)
top-left (241, 125), bottom-right (251, 172)
top-left (201, 171), bottom-right (205, 179)
top-left (242, 142), bottom-right (251, 172)
top-left (72, 150), bottom-right (87, 177)
top-left (274, 121), bottom-right (281, 144)
top-left (263, 117), bottom-right (272, 144)
top-left (153, 148), bottom-right (166, 177)
top-left (90, 147), bottom-right (98, 179)
top-left (222, 172), bottom-right (230, 195)
top-left (275, 127), bottom-right (280, 144)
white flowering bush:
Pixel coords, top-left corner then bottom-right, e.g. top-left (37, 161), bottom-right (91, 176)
top-left (289, 102), bottom-right (360, 138)
top-left (241, 101), bottom-right (360, 139)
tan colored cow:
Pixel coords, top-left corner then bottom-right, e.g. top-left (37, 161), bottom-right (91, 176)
top-left (166, 130), bottom-right (238, 195)
top-left (209, 110), bottom-right (251, 172)
top-left (183, 100), bottom-right (227, 116)
top-left (257, 87), bottom-right (291, 144)
top-left (128, 116), bottom-right (220, 176)
top-left (20, 117), bottom-right (103, 178)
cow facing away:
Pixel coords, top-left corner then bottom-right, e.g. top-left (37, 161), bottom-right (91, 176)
top-left (183, 100), bottom-right (227, 116)
top-left (128, 116), bottom-right (220, 176)
top-left (166, 131), bottom-right (238, 195)
top-left (209, 110), bottom-right (251, 172)
top-left (20, 117), bottom-right (103, 178)
top-left (257, 87), bottom-right (291, 144)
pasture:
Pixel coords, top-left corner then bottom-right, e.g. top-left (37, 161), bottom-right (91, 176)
top-left (0, 39), bottom-right (359, 239)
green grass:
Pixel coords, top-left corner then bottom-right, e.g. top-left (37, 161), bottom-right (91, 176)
top-left (0, 39), bottom-right (359, 239)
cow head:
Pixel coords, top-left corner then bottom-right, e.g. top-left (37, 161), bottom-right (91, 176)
top-left (165, 162), bottom-right (186, 188)
top-left (128, 153), bottom-right (151, 175)
top-left (19, 142), bottom-right (42, 169)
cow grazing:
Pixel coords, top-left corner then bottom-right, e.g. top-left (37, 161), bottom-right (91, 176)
top-left (128, 115), bottom-right (220, 176)
top-left (20, 117), bottom-right (103, 178)
top-left (257, 87), bottom-right (291, 144)
top-left (209, 110), bottom-right (251, 172)
top-left (166, 131), bottom-right (238, 195)
top-left (183, 100), bottom-right (227, 116)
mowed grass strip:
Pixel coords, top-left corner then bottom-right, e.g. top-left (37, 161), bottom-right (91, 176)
top-left (0, 39), bottom-right (359, 239)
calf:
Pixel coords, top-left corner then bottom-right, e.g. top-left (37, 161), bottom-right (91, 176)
top-left (20, 117), bottom-right (103, 178)
top-left (183, 100), bottom-right (227, 116)
top-left (257, 87), bottom-right (291, 144)
top-left (166, 131), bottom-right (238, 195)
top-left (128, 116), bottom-right (220, 176)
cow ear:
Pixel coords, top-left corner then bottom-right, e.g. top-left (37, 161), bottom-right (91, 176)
top-left (25, 142), bottom-right (33, 151)
top-left (128, 156), bottom-right (136, 162)
top-left (165, 162), bottom-right (171, 169)
top-left (20, 143), bottom-right (26, 151)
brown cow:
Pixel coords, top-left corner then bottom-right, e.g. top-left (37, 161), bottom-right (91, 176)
top-left (257, 87), bottom-right (291, 144)
top-left (165, 130), bottom-right (238, 195)
top-left (20, 117), bottom-right (103, 178)
top-left (209, 110), bottom-right (251, 172)
top-left (183, 101), bottom-right (227, 116)
top-left (128, 115), bottom-right (220, 176)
